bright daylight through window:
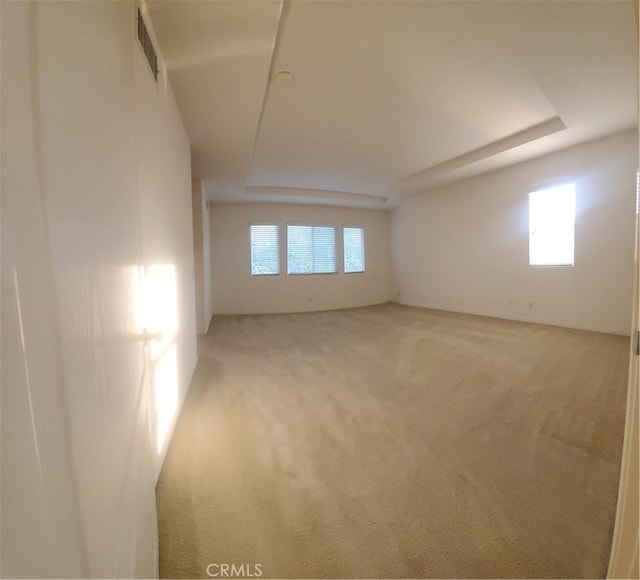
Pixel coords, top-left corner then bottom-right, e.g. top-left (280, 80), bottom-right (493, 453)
top-left (344, 227), bottom-right (365, 273)
top-left (250, 225), bottom-right (279, 275)
top-left (529, 183), bottom-right (575, 267)
top-left (288, 225), bottom-right (336, 274)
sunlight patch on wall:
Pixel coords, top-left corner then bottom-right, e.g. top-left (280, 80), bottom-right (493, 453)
top-left (133, 264), bottom-right (179, 454)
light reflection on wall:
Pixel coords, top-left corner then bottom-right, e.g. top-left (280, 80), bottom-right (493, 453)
top-left (133, 264), bottom-right (179, 454)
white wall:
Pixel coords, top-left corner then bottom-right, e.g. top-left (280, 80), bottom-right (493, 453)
top-left (391, 129), bottom-right (638, 335)
top-left (1, 1), bottom-right (197, 577)
top-left (134, 18), bottom-right (198, 469)
top-left (210, 203), bottom-right (393, 314)
top-left (192, 181), bottom-right (213, 334)
top-left (204, 198), bottom-right (213, 327)
top-left (192, 181), bottom-right (206, 333)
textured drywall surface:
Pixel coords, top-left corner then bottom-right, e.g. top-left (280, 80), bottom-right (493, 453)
top-left (392, 130), bottom-right (638, 335)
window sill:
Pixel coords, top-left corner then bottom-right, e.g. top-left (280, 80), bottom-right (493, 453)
top-left (529, 264), bottom-right (574, 268)
top-left (287, 272), bottom-right (338, 276)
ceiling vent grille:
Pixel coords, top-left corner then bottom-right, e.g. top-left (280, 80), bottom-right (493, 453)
top-left (137, 9), bottom-right (158, 82)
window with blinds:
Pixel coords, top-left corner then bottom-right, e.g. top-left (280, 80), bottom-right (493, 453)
top-left (287, 225), bottom-right (336, 274)
top-left (344, 227), bottom-right (365, 273)
top-left (250, 225), bottom-right (279, 275)
top-left (529, 183), bottom-right (575, 267)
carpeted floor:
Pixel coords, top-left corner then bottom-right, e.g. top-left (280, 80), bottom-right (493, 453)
top-left (156, 303), bottom-right (629, 579)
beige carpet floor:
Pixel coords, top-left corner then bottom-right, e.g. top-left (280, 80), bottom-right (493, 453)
top-left (157, 303), bottom-right (629, 579)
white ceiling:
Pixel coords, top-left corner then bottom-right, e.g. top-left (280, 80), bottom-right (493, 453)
top-left (147, 0), bottom-right (638, 209)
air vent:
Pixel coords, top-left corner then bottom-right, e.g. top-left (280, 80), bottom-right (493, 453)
top-left (137, 9), bottom-right (158, 82)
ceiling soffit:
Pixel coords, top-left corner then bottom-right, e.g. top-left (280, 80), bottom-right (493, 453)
top-left (148, 0), bottom-right (638, 208)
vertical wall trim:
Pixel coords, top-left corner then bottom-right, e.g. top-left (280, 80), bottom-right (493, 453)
top-left (606, 4), bottom-right (640, 575)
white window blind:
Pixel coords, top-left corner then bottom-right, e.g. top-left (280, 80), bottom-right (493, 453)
top-left (529, 183), bottom-right (575, 266)
top-left (250, 225), bottom-right (279, 275)
top-left (344, 227), bottom-right (365, 273)
top-left (287, 225), bottom-right (336, 274)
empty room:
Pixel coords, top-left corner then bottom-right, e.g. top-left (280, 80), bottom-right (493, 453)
top-left (1, 1), bottom-right (638, 580)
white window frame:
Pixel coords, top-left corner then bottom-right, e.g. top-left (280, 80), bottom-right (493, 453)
top-left (287, 223), bottom-right (337, 275)
top-left (343, 226), bottom-right (366, 274)
top-left (249, 223), bottom-right (280, 276)
top-left (528, 182), bottom-right (576, 268)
